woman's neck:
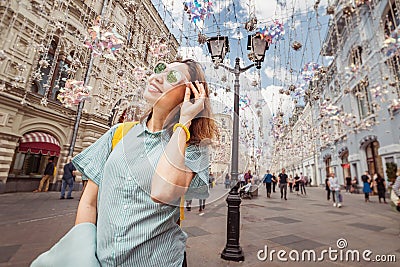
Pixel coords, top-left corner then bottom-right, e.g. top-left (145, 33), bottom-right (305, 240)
top-left (146, 110), bottom-right (168, 132)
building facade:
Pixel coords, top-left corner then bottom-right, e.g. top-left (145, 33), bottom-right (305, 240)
top-left (273, 0), bottom-right (400, 186)
top-left (0, 0), bottom-right (178, 193)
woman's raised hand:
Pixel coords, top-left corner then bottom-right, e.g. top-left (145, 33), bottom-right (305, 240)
top-left (179, 81), bottom-right (206, 125)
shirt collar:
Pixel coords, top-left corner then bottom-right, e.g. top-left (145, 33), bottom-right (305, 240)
top-left (136, 118), bottom-right (167, 137)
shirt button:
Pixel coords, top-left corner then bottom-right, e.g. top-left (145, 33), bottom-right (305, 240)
top-left (117, 237), bottom-right (122, 242)
top-left (127, 177), bottom-right (132, 181)
top-left (140, 154), bottom-right (144, 158)
top-left (123, 205), bottom-right (128, 210)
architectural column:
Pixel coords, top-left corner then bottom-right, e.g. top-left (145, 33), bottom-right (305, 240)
top-left (0, 132), bottom-right (20, 193)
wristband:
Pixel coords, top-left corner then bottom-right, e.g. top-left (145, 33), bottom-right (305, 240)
top-left (173, 123), bottom-right (190, 142)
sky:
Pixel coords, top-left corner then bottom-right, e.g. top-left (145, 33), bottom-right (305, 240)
top-left (151, 0), bottom-right (331, 116)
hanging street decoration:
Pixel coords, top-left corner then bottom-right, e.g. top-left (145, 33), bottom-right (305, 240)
top-left (383, 27), bottom-right (400, 57)
top-left (300, 62), bottom-right (321, 82)
top-left (84, 16), bottom-right (124, 60)
top-left (244, 17), bottom-right (258, 32)
top-left (239, 94), bottom-right (251, 110)
top-left (258, 20), bottom-right (285, 44)
top-left (291, 41), bottom-right (302, 51)
top-left (184, 0), bottom-right (213, 25)
top-left (57, 79), bottom-right (92, 108)
top-left (149, 40), bottom-right (169, 59)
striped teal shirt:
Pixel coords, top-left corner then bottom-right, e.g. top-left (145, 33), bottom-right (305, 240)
top-left (72, 121), bottom-right (210, 266)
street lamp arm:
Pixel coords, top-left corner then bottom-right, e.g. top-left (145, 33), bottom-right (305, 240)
top-left (239, 63), bottom-right (257, 73)
top-left (216, 63), bottom-right (235, 73)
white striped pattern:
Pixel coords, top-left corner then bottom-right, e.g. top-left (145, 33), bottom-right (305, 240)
top-left (72, 121), bottom-right (210, 266)
top-left (20, 132), bottom-right (60, 146)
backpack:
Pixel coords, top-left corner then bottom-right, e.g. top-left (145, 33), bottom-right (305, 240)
top-left (111, 122), bottom-right (185, 224)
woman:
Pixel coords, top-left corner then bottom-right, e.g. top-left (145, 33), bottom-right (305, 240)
top-left (294, 173), bottom-right (300, 195)
top-left (361, 171), bottom-right (372, 202)
top-left (72, 59), bottom-right (217, 266)
top-left (288, 174), bottom-right (294, 193)
top-left (325, 176), bottom-right (331, 200)
top-left (374, 173), bottom-right (387, 203)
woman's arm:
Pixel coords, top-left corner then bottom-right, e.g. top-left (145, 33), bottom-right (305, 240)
top-left (151, 124), bottom-right (195, 204)
top-left (151, 82), bottom-right (206, 204)
top-left (75, 180), bottom-right (98, 225)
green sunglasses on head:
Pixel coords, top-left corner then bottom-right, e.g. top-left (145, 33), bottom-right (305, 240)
top-left (153, 61), bottom-right (185, 85)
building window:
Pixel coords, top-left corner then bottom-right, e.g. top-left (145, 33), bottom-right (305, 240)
top-left (383, 0), bottom-right (400, 36)
top-left (354, 78), bottom-right (373, 119)
top-left (325, 156), bottom-right (332, 176)
top-left (31, 38), bottom-right (72, 102)
top-left (221, 135), bottom-right (225, 143)
top-left (349, 46), bottom-right (363, 68)
top-left (386, 55), bottom-right (400, 97)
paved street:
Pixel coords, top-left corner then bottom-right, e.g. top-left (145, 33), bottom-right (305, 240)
top-left (0, 184), bottom-right (399, 267)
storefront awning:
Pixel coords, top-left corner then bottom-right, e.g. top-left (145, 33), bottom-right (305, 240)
top-left (18, 132), bottom-right (61, 156)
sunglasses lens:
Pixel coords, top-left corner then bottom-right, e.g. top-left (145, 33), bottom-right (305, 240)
top-left (167, 70), bottom-right (181, 84)
top-left (154, 62), bottom-right (166, 74)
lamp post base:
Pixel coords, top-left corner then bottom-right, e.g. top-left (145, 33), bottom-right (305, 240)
top-left (221, 246), bottom-right (244, 262)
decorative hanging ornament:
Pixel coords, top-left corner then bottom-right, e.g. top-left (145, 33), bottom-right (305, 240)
top-left (258, 20), bottom-right (285, 44)
top-left (291, 41), bottom-right (302, 51)
top-left (149, 40), bottom-right (169, 59)
top-left (184, 0), bottom-right (213, 25)
top-left (84, 16), bottom-right (124, 60)
top-left (239, 95), bottom-right (251, 110)
top-left (133, 67), bottom-right (147, 81)
top-left (57, 79), bottom-right (92, 108)
top-left (301, 62), bottom-right (321, 82)
top-left (326, 6), bottom-right (335, 15)
top-left (383, 28), bottom-right (400, 57)
top-left (197, 33), bottom-right (208, 45)
top-left (245, 17), bottom-right (258, 32)
top-left (0, 50), bottom-right (7, 61)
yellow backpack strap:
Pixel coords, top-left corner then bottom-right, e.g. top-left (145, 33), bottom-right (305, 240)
top-left (111, 121), bottom-right (139, 150)
top-left (179, 196), bottom-right (185, 226)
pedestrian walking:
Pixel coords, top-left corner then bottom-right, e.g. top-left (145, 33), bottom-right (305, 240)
top-left (224, 173), bottom-right (230, 189)
top-left (345, 176), bottom-right (352, 193)
top-left (186, 199), bottom-right (192, 211)
top-left (198, 198), bottom-right (206, 212)
top-left (294, 173), bottom-right (300, 195)
top-left (262, 170), bottom-right (273, 198)
top-left (272, 172), bottom-right (277, 193)
top-left (60, 159), bottom-right (76, 199)
top-left (392, 169), bottom-right (400, 212)
top-left (71, 59), bottom-right (216, 266)
top-left (351, 176), bottom-right (359, 193)
top-left (328, 172), bottom-right (342, 207)
top-left (278, 168), bottom-right (288, 200)
top-left (288, 174), bottom-right (294, 193)
top-left (362, 171), bottom-right (372, 202)
top-left (33, 157), bottom-right (55, 192)
top-left (325, 176), bottom-right (331, 200)
top-left (300, 172), bottom-right (307, 195)
top-left (374, 173), bottom-right (387, 203)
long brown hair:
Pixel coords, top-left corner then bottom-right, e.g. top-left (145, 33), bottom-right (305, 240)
top-left (141, 59), bottom-right (218, 145)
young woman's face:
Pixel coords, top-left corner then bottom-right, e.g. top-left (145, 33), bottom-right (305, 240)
top-left (143, 62), bottom-right (191, 108)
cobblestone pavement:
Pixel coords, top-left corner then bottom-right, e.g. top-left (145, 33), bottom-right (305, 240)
top-left (0, 184), bottom-right (398, 267)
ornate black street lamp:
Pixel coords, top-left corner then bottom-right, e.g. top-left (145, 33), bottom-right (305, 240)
top-left (207, 34), bottom-right (268, 262)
